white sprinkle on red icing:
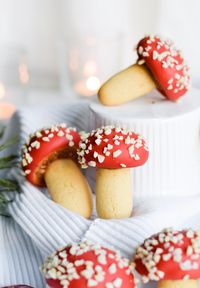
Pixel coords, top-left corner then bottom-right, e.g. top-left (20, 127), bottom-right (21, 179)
top-left (21, 124), bottom-right (80, 186)
top-left (41, 241), bottom-right (136, 288)
top-left (134, 228), bottom-right (200, 282)
top-left (78, 126), bottom-right (149, 169)
top-left (137, 35), bottom-right (190, 101)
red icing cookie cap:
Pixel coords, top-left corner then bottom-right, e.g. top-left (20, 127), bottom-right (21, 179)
top-left (78, 126), bottom-right (149, 169)
top-left (21, 124), bottom-right (80, 186)
top-left (41, 241), bottom-right (136, 288)
top-left (134, 228), bottom-right (200, 282)
top-left (137, 35), bottom-right (190, 101)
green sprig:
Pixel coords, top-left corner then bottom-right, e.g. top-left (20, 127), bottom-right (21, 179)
top-left (0, 127), bottom-right (19, 216)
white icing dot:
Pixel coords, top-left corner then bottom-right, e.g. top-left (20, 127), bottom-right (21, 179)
top-left (105, 128), bottom-right (112, 135)
top-left (88, 161), bottom-right (96, 167)
top-left (93, 151), bottom-right (98, 158)
top-left (98, 155), bottom-right (105, 163)
top-left (138, 46), bottom-right (144, 55)
top-left (138, 59), bottom-right (145, 65)
top-left (143, 51), bottom-right (149, 57)
top-left (36, 131), bottom-right (42, 138)
top-left (69, 141), bottom-right (74, 147)
top-left (88, 279), bottom-right (98, 287)
top-left (109, 263), bottom-right (117, 274)
top-left (113, 278), bottom-right (123, 287)
top-left (113, 150), bottom-right (122, 158)
top-left (95, 139), bottom-right (101, 145)
top-left (42, 137), bottom-right (50, 142)
top-left (57, 130), bottom-right (65, 137)
top-left (107, 144), bottom-right (113, 150)
top-left (97, 255), bottom-right (107, 265)
top-left (167, 84), bottom-right (173, 90)
top-left (153, 50), bottom-right (159, 60)
top-left (120, 164), bottom-right (126, 168)
top-left (162, 254), bottom-right (171, 261)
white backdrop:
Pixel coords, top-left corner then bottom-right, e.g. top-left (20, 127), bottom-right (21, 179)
top-left (0, 0), bottom-right (199, 84)
top-left (0, 0), bottom-right (59, 75)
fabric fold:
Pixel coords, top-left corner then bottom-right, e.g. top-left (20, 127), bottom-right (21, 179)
top-left (0, 217), bottom-right (45, 287)
top-left (2, 100), bottom-right (200, 264)
top-left (82, 196), bottom-right (200, 258)
top-left (6, 101), bottom-right (93, 256)
top-left (9, 181), bottom-right (91, 255)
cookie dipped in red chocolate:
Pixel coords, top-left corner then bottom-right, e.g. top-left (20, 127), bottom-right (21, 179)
top-left (99, 35), bottom-right (190, 106)
top-left (133, 228), bottom-right (200, 288)
top-left (78, 126), bottom-right (149, 219)
top-left (21, 124), bottom-right (93, 218)
top-left (41, 241), bottom-right (136, 288)
top-left (137, 35), bottom-right (190, 101)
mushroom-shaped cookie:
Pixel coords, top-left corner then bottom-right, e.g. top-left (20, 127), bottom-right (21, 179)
top-left (99, 35), bottom-right (190, 105)
top-left (41, 241), bottom-right (136, 288)
top-left (21, 124), bottom-right (93, 218)
top-left (78, 126), bottom-right (149, 219)
top-left (133, 228), bottom-right (200, 288)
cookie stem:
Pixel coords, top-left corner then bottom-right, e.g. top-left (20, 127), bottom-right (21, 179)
top-left (98, 64), bottom-right (156, 106)
top-left (158, 279), bottom-right (198, 288)
top-left (45, 159), bottom-right (93, 218)
top-left (96, 168), bottom-right (133, 219)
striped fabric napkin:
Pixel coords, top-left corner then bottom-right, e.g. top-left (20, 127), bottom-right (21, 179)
top-left (2, 100), bottom-right (200, 287)
top-left (0, 216), bottom-right (46, 287)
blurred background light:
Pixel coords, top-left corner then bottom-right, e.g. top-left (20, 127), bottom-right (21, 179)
top-left (0, 0), bottom-right (198, 120)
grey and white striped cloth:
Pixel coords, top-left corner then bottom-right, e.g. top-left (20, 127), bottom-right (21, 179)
top-left (0, 216), bottom-right (45, 287)
top-left (1, 100), bottom-right (200, 287)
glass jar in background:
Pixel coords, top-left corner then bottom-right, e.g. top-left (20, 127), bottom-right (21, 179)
top-left (58, 34), bottom-right (124, 101)
top-left (0, 45), bottom-right (29, 121)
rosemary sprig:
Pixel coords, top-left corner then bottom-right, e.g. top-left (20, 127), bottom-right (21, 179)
top-left (0, 135), bottom-right (18, 152)
top-left (0, 155), bottom-right (18, 169)
top-left (0, 126), bottom-right (5, 139)
top-left (0, 128), bottom-right (19, 216)
top-left (0, 179), bottom-right (19, 192)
